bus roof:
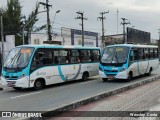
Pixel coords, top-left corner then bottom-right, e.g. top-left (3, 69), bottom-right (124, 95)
top-left (17, 44), bottom-right (100, 50)
top-left (105, 44), bottom-right (158, 48)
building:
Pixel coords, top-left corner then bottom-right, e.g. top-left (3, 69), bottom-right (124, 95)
top-left (0, 35), bottom-right (15, 58)
top-left (31, 27), bottom-right (101, 47)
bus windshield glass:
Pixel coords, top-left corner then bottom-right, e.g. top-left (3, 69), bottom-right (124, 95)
top-left (101, 46), bottom-right (129, 64)
top-left (4, 47), bottom-right (34, 69)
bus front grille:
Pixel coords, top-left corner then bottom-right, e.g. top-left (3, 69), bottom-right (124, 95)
top-left (4, 76), bottom-right (18, 80)
top-left (104, 70), bottom-right (118, 72)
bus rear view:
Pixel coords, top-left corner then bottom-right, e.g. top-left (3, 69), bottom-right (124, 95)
top-left (99, 45), bottom-right (129, 81)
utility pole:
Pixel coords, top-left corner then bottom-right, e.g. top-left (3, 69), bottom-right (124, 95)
top-left (0, 10), bottom-right (4, 65)
top-left (116, 9), bottom-right (119, 34)
top-left (39, 0), bottom-right (52, 44)
top-left (158, 29), bottom-right (160, 53)
top-left (75, 11), bottom-right (87, 46)
top-left (121, 18), bottom-right (130, 43)
top-left (98, 11), bottom-right (109, 47)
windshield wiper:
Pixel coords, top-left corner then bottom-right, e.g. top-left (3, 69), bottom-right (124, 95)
top-left (6, 52), bottom-right (20, 68)
top-left (102, 53), bottom-right (113, 63)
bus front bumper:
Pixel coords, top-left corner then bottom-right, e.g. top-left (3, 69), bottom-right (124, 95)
top-left (99, 70), bottom-right (128, 79)
top-left (1, 77), bottom-right (29, 88)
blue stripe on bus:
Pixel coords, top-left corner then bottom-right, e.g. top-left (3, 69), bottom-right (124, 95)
top-left (58, 65), bottom-right (66, 81)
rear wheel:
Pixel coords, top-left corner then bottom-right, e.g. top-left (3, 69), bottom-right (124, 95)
top-left (102, 78), bottom-right (108, 82)
top-left (82, 72), bottom-right (88, 81)
top-left (34, 80), bottom-right (44, 90)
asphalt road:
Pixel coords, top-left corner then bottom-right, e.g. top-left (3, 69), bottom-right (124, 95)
top-left (0, 67), bottom-right (159, 112)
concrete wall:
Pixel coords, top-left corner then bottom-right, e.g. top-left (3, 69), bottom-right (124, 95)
top-left (0, 35), bottom-right (15, 60)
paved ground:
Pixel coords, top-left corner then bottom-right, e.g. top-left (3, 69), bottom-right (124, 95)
top-left (49, 79), bottom-right (160, 120)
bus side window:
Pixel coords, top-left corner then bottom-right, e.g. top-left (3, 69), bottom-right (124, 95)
top-left (130, 50), bottom-right (134, 61)
top-left (144, 48), bottom-right (149, 59)
top-left (43, 52), bottom-right (53, 65)
top-left (130, 50), bottom-right (138, 61)
top-left (134, 50), bottom-right (138, 60)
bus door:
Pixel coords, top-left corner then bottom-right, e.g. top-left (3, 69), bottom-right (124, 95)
top-left (138, 48), bottom-right (148, 75)
top-left (129, 49), bottom-right (139, 76)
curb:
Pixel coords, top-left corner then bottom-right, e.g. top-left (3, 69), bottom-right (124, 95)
top-left (41, 75), bottom-right (160, 118)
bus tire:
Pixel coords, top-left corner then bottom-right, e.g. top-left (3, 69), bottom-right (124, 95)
top-left (147, 68), bottom-right (152, 76)
top-left (82, 72), bottom-right (89, 81)
top-left (102, 78), bottom-right (108, 82)
top-left (34, 79), bottom-right (45, 90)
top-left (126, 72), bottom-right (132, 82)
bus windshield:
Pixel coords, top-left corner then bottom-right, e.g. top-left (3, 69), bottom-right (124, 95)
top-left (3, 47), bottom-right (34, 70)
top-left (101, 46), bottom-right (129, 64)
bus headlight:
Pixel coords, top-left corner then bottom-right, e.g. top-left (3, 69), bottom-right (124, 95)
top-left (120, 67), bottom-right (126, 72)
top-left (19, 74), bottom-right (25, 79)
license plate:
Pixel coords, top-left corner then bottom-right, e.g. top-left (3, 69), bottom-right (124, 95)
top-left (7, 82), bottom-right (15, 87)
top-left (107, 76), bottom-right (114, 79)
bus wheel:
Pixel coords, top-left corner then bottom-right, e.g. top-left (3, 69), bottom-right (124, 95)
top-left (147, 68), bottom-right (152, 76)
top-left (126, 72), bottom-right (132, 82)
top-left (102, 78), bottom-right (108, 82)
top-left (82, 72), bottom-right (88, 81)
top-left (34, 79), bottom-right (44, 90)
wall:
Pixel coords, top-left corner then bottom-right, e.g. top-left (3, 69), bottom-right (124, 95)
top-left (0, 35), bottom-right (15, 60)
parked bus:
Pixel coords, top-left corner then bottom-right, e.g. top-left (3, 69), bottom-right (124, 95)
top-left (1, 45), bottom-right (100, 90)
top-left (99, 44), bottom-right (159, 82)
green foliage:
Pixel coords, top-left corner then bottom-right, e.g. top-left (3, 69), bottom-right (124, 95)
top-left (1, 0), bottom-right (40, 46)
top-left (4, 0), bottom-right (22, 34)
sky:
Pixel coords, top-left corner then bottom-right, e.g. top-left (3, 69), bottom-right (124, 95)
top-left (0, 0), bottom-right (160, 40)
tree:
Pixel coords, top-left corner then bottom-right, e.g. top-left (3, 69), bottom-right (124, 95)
top-left (0, 0), bottom-right (40, 46)
top-left (4, 0), bottom-right (22, 35)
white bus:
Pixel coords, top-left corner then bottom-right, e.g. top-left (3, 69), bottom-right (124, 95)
top-left (1, 45), bottom-right (100, 90)
top-left (99, 44), bottom-right (159, 81)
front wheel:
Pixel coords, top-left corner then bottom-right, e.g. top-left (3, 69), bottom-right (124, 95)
top-left (34, 80), bottom-right (44, 90)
